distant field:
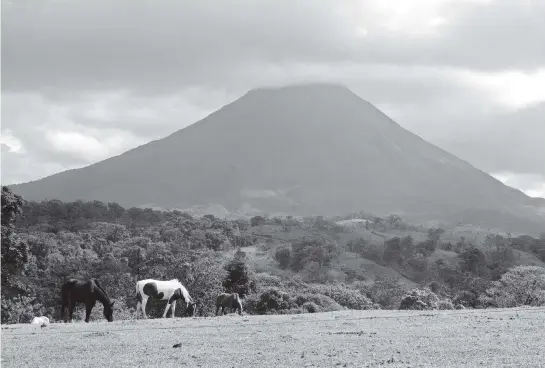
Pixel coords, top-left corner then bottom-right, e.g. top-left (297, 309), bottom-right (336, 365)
top-left (2, 307), bottom-right (544, 368)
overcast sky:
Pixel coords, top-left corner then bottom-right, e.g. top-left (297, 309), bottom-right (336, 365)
top-left (2, 0), bottom-right (544, 198)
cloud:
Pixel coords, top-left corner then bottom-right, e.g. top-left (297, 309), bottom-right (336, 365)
top-left (2, 0), bottom-right (544, 95)
top-left (491, 172), bottom-right (545, 198)
top-left (0, 130), bottom-right (26, 154)
top-left (1, 0), bottom-right (544, 199)
top-left (457, 69), bottom-right (545, 109)
top-left (431, 102), bottom-right (545, 177)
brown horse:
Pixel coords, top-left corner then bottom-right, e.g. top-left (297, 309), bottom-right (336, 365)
top-left (215, 293), bottom-right (243, 316)
top-left (61, 278), bottom-right (114, 323)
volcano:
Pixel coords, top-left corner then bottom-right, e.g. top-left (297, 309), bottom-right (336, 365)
top-left (9, 83), bottom-right (545, 233)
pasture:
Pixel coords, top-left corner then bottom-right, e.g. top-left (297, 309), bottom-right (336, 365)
top-left (2, 307), bottom-right (544, 367)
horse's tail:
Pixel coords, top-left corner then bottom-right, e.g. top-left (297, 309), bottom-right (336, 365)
top-left (93, 278), bottom-right (106, 295)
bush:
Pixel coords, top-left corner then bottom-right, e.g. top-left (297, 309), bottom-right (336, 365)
top-left (293, 293), bottom-right (342, 312)
top-left (1, 295), bottom-right (43, 324)
top-left (453, 290), bottom-right (479, 308)
top-left (274, 246), bottom-right (292, 269)
top-left (223, 250), bottom-right (256, 298)
top-left (437, 298), bottom-right (455, 310)
top-left (364, 276), bottom-right (406, 309)
top-left (302, 302), bottom-right (319, 313)
top-left (383, 237), bottom-right (402, 265)
top-left (309, 284), bottom-right (377, 310)
top-left (259, 288), bottom-right (297, 314)
top-left (290, 237), bottom-right (342, 272)
top-left (399, 288), bottom-right (440, 310)
top-left (415, 240), bottom-right (436, 257)
top-left (459, 247), bottom-right (487, 276)
top-left (479, 265), bottom-right (545, 308)
top-left (250, 216), bottom-right (266, 227)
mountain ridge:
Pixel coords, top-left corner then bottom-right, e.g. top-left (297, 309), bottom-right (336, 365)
top-left (8, 83), bottom-right (545, 234)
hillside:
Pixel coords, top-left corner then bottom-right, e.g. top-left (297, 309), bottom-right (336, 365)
top-left (3, 308), bottom-right (545, 368)
top-left (9, 83), bottom-right (545, 234)
top-left (3, 193), bottom-right (544, 326)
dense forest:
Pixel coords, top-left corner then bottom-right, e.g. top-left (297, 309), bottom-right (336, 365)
top-left (2, 186), bottom-right (545, 324)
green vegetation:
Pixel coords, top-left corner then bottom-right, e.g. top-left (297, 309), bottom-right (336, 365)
top-left (1, 186), bottom-right (545, 324)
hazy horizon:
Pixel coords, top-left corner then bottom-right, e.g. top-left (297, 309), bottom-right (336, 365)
top-left (2, 0), bottom-right (544, 199)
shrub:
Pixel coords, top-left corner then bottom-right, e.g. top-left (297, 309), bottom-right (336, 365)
top-left (223, 250), bottom-right (257, 298)
top-left (364, 276), bottom-right (406, 309)
top-left (346, 238), bottom-right (368, 254)
top-left (302, 302), bottom-right (320, 313)
top-left (290, 237), bottom-right (342, 272)
top-left (274, 246), bottom-right (292, 269)
top-left (340, 264), bottom-right (367, 282)
top-left (437, 298), bottom-right (455, 310)
top-left (407, 254), bottom-right (428, 272)
top-left (250, 216), bottom-right (266, 227)
top-left (399, 288), bottom-right (440, 310)
top-left (479, 265), bottom-right (545, 308)
top-left (415, 240), bottom-right (436, 257)
top-left (383, 237), bottom-right (402, 265)
top-left (293, 293), bottom-right (342, 312)
top-left (250, 288), bottom-right (297, 314)
top-left (459, 247), bottom-right (487, 276)
top-left (309, 284), bottom-right (377, 310)
top-left (453, 290), bottom-right (479, 308)
top-left (1, 295), bottom-right (43, 324)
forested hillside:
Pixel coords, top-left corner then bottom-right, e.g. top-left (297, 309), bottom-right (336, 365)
top-left (2, 186), bottom-right (545, 324)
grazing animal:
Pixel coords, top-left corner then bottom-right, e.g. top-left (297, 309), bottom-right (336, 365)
top-left (30, 316), bottom-right (50, 326)
top-left (60, 278), bottom-right (115, 323)
top-left (215, 293), bottom-right (243, 316)
top-left (135, 279), bottom-right (196, 319)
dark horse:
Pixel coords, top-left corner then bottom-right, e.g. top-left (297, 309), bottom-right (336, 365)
top-left (61, 278), bottom-right (114, 323)
top-left (215, 293), bottom-right (243, 316)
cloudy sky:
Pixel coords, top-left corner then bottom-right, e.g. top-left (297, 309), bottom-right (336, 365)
top-left (2, 0), bottom-right (544, 198)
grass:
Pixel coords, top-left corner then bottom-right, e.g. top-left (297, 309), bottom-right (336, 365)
top-left (2, 307), bottom-right (544, 367)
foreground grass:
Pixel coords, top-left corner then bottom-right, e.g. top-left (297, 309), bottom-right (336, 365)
top-left (2, 307), bottom-right (544, 368)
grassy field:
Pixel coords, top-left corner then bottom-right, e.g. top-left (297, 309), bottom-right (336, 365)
top-left (2, 307), bottom-right (544, 368)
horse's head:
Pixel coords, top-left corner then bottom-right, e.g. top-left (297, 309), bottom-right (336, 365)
top-left (103, 301), bottom-right (115, 322)
top-left (185, 301), bottom-right (198, 317)
top-left (236, 299), bottom-right (243, 315)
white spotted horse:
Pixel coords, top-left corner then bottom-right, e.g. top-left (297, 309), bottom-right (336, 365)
top-left (135, 279), bottom-right (196, 319)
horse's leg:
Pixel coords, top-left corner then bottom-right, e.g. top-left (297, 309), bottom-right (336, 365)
top-left (216, 305), bottom-right (220, 316)
top-left (135, 301), bottom-right (141, 319)
top-left (141, 297), bottom-right (149, 319)
top-left (171, 302), bottom-right (176, 318)
top-left (221, 306), bottom-right (226, 316)
top-left (69, 303), bottom-right (76, 322)
top-left (161, 301), bottom-right (172, 318)
top-left (85, 302), bottom-right (95, 323)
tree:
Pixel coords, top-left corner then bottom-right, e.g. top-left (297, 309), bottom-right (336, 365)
top-left (481, 265), bottom-right (545, 307)
top-left (371, 217), bottom-right (384, 230)
top-left (459, 247), bottom-right (487, 275)
top-left (1, 187), bottom-right (29, 289)
top-left (383, 237), bottom-right (402, 265)
top-left (386, 214), bottom-right (402, 229)
top-left (250, 216), bottom-right (265, 227)
top-left (223, 249), bottom-right (256, 298)
top-left (290, 236), bottom-right (342, 271)
top-left (274, 245), bottom-right (292, 269)
top-left (427, 228), bottom-right (445, 244)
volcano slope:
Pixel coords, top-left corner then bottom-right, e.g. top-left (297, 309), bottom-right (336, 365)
top-left (9, 83), bottom-right (545, 234)
top-left (2, 307), bottom-right (544, 368)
